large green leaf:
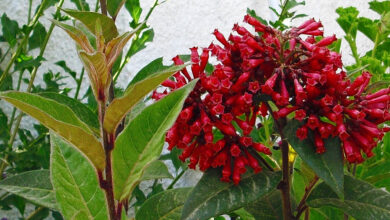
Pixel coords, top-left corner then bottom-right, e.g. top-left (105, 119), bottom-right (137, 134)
top-left (39, 92), bottom-right (99, 133)
top-left (112, 80), bottom-right (197, 201)
top-left (0, 91), bottom-right (105, 170)
top-left (62, 9), bottom-right (118, 41)
top-left (284, 120), bottom-right (344, 199)
top-left (307, 175), bottom-right (390, 220)
top-left (181, 169), bottom-right (282, 220)
top-left (128, 57), bottom-right (171, 86)
top-left (141, 160), bottom-right (173, 181)
top-left (103, 63), bottom-right (188, 134)
top-left (244, 191), bottom-right (284, 220)
top-left (135, 187), bottom-right (192, 220)
top-left (50, 133), bottom-right (108, 219)
top-left (0, 170), bottom-right (57, 210)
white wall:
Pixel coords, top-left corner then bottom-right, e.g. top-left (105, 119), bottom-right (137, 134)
top-left (1, 0), bottom-right (378, 93)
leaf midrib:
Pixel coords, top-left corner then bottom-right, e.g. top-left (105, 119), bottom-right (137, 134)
top-left (118, 100), bottom-right (177, 200)
top-left (56, 145), bottom-right (94, 219)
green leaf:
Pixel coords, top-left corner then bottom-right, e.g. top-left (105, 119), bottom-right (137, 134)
top-left (14, 55), bottom-right (44, 71)
top-left (103, 63), bottom-right (188, 134)
top-left (125, 0), bottom-right (142, 25)
top-left (358, 17), bottom-right (379, 42)
top-left (112, 80), bottom-right (197, 201)
top-left (369, 1), bottom-right (390, 15)
top-left (29, 22), bottom-right (47, 50)
top-left (181, 169), bottom-right (282, 220)
top-left (307, 175), bottom-right (390, 220)
top-left (50, 133), bottom-right (108, 219)
top-left (105, 24), bottom-right (142, 70)
top-left (79, 51), bottom-right (111, 100)
top-left (244, 191), bottom-right (285, 220)
top-left (128, 28), bottom-right (154, 58)
top-left (336, 7), bottom-right (359, 38)
top-left (0, 91), bottom-right (105, 170)
top-left (246, 8), bottom-right (268, 25)
top-left (140, 160), bottom-right (173, 181)
top-left (234, 208), bottom-right (255, 220)
top-left (107, 0), bottom-right (126, 18)
top-left (1, 13), bottom-right (19, 47)
top-left (51, 19), bottom-right (94, 53)
top-left (0, 170), bottom-right (57, 210)
top-left (284, 120), bottom-right (344, 199)
top-left (128, 57), bottom-right (171, 86)
top-left (38, 92), bottom-right (100, 134)
top-left (135, 187), bottom-right (192, 220)
top-left (55, 60), bottom-right (77, 80)
top-left (62, 9), bottom-right (118, 41)
top-left (70, 0), bottom-right (90, 11)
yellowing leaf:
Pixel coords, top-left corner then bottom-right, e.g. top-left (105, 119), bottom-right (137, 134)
top-left (103, 63), bottom-right (188, 134)
top-left (105, 23), bottom-right (143, 70)
top-left (62, 9), bottom-right (118, 42)
top-left (0, 92), bottom-right (105, 170)
top-left (79, 51), bottom-right (111, 101)
top-left (51, 19), bottom-right (94, 53)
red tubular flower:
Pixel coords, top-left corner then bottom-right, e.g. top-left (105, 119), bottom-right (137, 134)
top-left (153, 14), bottom-right (390, 184)
top-left (296, 126), bottom-right (308, 140)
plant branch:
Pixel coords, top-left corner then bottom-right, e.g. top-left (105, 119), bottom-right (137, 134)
top-left (98, 101), bottom-right (117, 220)
top-left (167, 166), bottom-right (188, 189)
top-left (26, 207), bottom-right (45, 220)
top-left (99, 0), bottom-right (107, 15)
top-left (0, 47), bottom-right (11, 63)
top-left (295, 175), bottom-right (319, 219)
top-left (266, 102), bottom-right (293, 220)
top-left (74, 68), bottom-right (85, 99)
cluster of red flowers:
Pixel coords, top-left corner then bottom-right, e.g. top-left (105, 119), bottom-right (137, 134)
top-left (152, 15), bottom-right (390, 184)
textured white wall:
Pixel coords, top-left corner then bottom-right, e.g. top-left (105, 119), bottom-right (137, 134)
top-left (1, 0), bottom-right (378, 93)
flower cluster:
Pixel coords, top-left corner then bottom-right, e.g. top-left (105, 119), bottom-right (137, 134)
top-left (153, 15), bottom-right (390, 183)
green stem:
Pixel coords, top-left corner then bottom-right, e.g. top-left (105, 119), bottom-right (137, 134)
top-left (26, 207), bottom-right (45, 220)
top-left (371, 32), bottom-right (380, 58)
top-left (345, 35), bottom-right (360, 66)
top-left (167, 166), bottom-right (188, 189)
top-left (78, 0), bottom-right (86, 11)
top-left (94, 0), bottom-right (100, 12)
top-left (74, 68), bottom-right (85, 99)
top-left (27, 0), bottom-right (33, 23)
top-left (8, 70), bottom-right (24, 128)
top-left (0, 0), bottom-right (50, 87)
top-left (0, 47), bottom-right (11, 63)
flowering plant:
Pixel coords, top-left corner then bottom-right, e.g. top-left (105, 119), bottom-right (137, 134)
top-left (0, 0), bottom-right (389, 220)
